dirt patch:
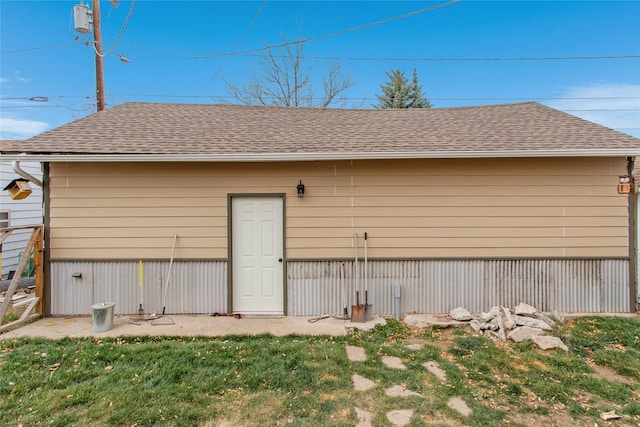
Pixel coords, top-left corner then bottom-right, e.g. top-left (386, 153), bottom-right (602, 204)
top-left (400, 326), bottom-right (461, 352)
top-left (321, 372), bottom-right (337, 381)
top-left (513, 363), bottom-right (530, 372)
top-left (419, 328), bottom-right (460, 351)
top-left (508, 411), bottom-right (578, 427)
top-left (589, 362), bottom-right (633, 384)
top-left (529, 359), bottom-right (550, 372)
top-left (318, 392), bottom-right (337, 402)
top-left (605, 343), bottom-right (627, 352)
top-left (403, 336), bottom-right (429, 346)
top-left (420, 413), bottom-right (466, 426)
top-left (510, 409), bottom-right (638, 427)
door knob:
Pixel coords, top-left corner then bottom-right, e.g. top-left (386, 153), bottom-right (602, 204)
top-left (278, 258), bottom-right (283, 262)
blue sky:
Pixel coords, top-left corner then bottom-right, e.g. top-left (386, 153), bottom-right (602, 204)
top-left (1, 0), bottom-right (639, 140)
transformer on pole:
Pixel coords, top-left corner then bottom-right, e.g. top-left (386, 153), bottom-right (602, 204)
top-left (73, 4), bottom-right (92, 34)
top-left (72, 1), bottom-right (105, 112)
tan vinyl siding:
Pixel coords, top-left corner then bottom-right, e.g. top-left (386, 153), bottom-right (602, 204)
top-left (48, 157), bottom-right (629, 260)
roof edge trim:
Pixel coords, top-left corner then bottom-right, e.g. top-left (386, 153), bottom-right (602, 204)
top-left (2, 149), bottom-right (640, 162)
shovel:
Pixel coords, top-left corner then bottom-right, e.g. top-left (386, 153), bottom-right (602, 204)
top-left (364, 232), bottom-right (373, 321)
top-left (340, 262), bottom-right (349, 319)
top-left (351, 233), bottom-right (365, 323)
top-left (352, 291), bottom-right (365, 323)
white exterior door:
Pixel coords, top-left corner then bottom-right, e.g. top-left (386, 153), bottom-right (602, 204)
top-left (232, 197), bottom-right (284, 314)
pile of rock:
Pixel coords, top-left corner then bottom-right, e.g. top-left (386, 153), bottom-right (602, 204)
top-left (449, 303), bottom-right (568, 351)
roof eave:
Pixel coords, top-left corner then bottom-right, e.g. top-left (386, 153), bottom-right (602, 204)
top-left (2, 149), bottom-right (640, 162)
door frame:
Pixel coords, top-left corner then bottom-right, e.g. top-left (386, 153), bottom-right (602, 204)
top-left (227, 194), bottom-right (287, 314)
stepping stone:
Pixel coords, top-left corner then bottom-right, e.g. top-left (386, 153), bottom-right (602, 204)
top-left (385, 385), bottom-right (421, 398)
top-left (386, 409), bottom-right (414, 427)
top-left (447, 396), bottom-right (472, 417)
top-left (382, 355), bottom-right (407, 370)
top-left (422, 361), bottom-right (447, 382)
top-left (346, 345), bottom-right (367, 362)
top-left (352, 373), bottom-right (376, 391)
top-left (405, 343), bottom-right (423, 351)
top-left (354, 407), bottom-right (373, 427)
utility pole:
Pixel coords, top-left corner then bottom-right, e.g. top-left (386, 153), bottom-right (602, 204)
top-left (92, 0), bottom-right (105, 111)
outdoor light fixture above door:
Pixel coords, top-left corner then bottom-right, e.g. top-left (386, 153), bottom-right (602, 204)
top-left (297, 180), bottom-right (305, 198)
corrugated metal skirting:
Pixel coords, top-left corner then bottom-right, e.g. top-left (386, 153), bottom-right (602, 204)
top-left (287, 259), bottom-right (631, 315)
top-left (51, 261), bottom-right (227, 315)
top-left (51, 259), bottom-right (630, 315)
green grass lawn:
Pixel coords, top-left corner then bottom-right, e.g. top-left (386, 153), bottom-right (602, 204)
top-left (0, 316), bottom-right (639, 426)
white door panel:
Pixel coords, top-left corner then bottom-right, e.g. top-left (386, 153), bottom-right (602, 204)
top-left (232, 197), bottom-right (284, 314)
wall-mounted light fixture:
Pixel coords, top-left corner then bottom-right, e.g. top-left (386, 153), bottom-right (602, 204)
top-left (297, 180), bottom-right (305, 198)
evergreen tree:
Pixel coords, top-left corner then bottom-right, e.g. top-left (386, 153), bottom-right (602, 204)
top-left (374, 69), bottom-right (432, 109)
top-left (408, 69), bottom-right (432, 108)
top-left (374, 70), bottom-right (410, 109)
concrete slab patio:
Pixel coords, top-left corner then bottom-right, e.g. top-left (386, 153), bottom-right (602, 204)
top-left (0, 314), bottom-right (386, 339)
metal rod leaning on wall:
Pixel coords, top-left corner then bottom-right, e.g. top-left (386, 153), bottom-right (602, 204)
top-left (152, 235), bottom-right (178, 325)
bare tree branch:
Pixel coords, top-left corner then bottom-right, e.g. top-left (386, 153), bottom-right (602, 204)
top-left (321, 63), bottom-right (353, 108)
top-left (226, 33), bottom-right (353, 108)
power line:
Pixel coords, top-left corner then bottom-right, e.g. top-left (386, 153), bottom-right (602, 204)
top-left (91, 1), bottom-right (461, 61)
top-left (2, 0), bottom-right (458, 59)
top-left (102, 0), bottom-right (136, 57)
top-left (429, 97), bottom-right (640, 101)
top-left (4, 94), bottom-right (639, 102)
top-left (0, 97), bottom-right (49, 102)
top-left (3, 94), bottom-right (640, 112)
top-left (1, 44), bottom-right (76, 54)
top-left (199, 0), bottom-right (269, 94)
top-left (121, 50), bottom-right (640, 62)
top-left (7, 39), bottom-right (635, 62)
top-left (285, 54), bottom-right (640, 62)
top-left (4, 103), bottom-right (637, 115)
top-left (228, 0), bottom-right (460, 56)
top-left (0, 105), bottom-right (93, 113)
top-left (87, 0), bottom-right (136, 59)
top-left (0, 105), bottom-right (640, 113)
top-left (116, 44), bottom-right (640, 62)
top-left (562, 109), bottom-right (640, 112)
top-left (109, 94), bottom-right (640, 102)
top-left (5, 42), bottom-right (636, 62)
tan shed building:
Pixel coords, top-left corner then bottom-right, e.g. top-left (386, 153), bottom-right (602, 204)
top-left (3, 102), bottom-right (640, 316)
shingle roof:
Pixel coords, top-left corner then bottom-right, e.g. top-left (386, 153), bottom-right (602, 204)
top-left (3, 102), bottom-right (640, 157)
top-left (0, 140), bottom-right (23, 151)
